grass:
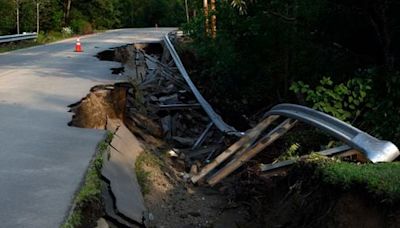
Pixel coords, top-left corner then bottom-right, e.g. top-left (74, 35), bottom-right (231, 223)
top-left (135, 150), bottom-right (163, 195)
top-left (314, 158), bottom-right (400, 202)
top-left (62, 132), bottom-right (113, 228)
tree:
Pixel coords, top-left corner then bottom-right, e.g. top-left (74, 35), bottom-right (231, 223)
top-left (0, 0), bottom-right (15, 35)
top-left (63, 0), bottom-right (72, 26)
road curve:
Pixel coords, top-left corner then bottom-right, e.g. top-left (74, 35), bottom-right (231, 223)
top-left (0, 28), bottom-right (174, 227)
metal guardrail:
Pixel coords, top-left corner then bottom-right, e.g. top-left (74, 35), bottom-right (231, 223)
top-left (163, 34), bottom-right (242, 137)
top-left (264, 104), bottom-right (400, 162)
top-left (0, 33), bottom-right (37, 44)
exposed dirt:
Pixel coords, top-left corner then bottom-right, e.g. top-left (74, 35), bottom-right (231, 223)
top-left (68, 83), bottom-right (129, 129)
top-left (229, 164), bottom-right (400, 228)
top-left (140, 152), bottom-right (250, 228)
top-left (68, 81), bottom-right (250, 228)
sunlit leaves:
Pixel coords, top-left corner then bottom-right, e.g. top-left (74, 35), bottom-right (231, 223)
top-left (290, 77), bottom-right (373, 122)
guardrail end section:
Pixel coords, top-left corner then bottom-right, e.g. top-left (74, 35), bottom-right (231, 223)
top-left (353, 133), bottom-right (400, 163)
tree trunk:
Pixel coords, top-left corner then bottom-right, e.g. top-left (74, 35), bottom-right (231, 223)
top-left (16, 0), bottom-right (20, 34)
top-left (185, 0), bottom-right (189, 23)
top-left (210, 0), bottom-right (216, 38)
top-left (63, 0), bottom-right (72, 26)
top-left (203, 0), bottom-right (209, 35)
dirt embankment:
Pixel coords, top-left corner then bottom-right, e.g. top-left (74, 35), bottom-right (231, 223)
top-left (227, 162), bottom-right (400, 228)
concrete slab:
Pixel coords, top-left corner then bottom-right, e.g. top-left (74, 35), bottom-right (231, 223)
top-left (102, 185), bottom-right (137, 227)
top-left (102, 124), bottom-right (146, 224)
top-left (0, 28), bottom-right (175, 227)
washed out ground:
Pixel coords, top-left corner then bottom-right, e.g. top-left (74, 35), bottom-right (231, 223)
top-left (69, 40), bottom-right (400, 228)
top-left (69, 80), bottom-right (251, 227)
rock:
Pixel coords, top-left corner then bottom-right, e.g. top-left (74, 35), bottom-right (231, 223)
top-left (167, 149), bottom-right (179, 158)
top-left (148, 213), bottom-right (155, 221)
top-left (95, 218), bottom-right (109, 228)
top-left (190, 164), bottom-right (198, 175)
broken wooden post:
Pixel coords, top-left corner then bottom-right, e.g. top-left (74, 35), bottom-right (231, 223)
top-left (191, 115), bottom-right (280, 183)
top-left (207, 119), bottom-right (297, 186)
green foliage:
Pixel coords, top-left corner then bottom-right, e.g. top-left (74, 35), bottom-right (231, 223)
top-left (70, 18), bottom-right (93, 34)
top-left (290, 77), bottom-right (372, 122)
top-left (37, 30), bottom-right (71, 43)
top-left (316, 161), bottom-right (400, 202)
top-left (62, 133), bottom-right (112, 227)
top-left (279, 143), bottom-right (300, 161)
top-left (62, 154), bottom-right (103, 227)
top-left (182, 0), bottom-right (400, 145)
top-left (0, 0), bottom-right (15, 35)
top-left (0, 0), bottom-right (185, 35)
top-left (126, 0), bottom-right (185, 27)
top-left (182, 0), bottom-right (334, 117)
top-left (362, 71), bottom-right (400, 144)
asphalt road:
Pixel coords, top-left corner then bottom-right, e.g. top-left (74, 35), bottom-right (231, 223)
top-left (0, 28), bottom-right (174, 227)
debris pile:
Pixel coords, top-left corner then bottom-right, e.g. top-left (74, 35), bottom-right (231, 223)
top-left (120, 42), bottom-right (237, 175)
top-left (119, 35), bottom-right (399, 188)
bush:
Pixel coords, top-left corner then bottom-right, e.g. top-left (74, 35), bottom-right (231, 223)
top-left (70, 19), bottom-right (93, 35)
top-left (62, 27), bottom-right (73, 37)
top-left (290, 77), bottom-right (372, 122)
top-left (37, 31), bottom-right (65, 44)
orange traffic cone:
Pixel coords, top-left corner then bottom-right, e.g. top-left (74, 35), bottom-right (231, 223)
top-left (75, 37), bottom-right (83, 52)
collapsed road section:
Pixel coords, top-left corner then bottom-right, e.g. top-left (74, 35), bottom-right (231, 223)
top-left (66, 31), bottom-right (400, 227)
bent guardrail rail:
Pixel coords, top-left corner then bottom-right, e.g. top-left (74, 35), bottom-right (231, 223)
top-left (163, 34), bottom-right (242, 137)
top-left (193, 103), bottom-right (399, 185)
top-left (0, 33), bottom-right (37, 44)
top-left (264, 104), bottom-right (400, 163)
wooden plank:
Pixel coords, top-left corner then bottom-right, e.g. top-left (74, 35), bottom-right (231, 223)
top-left (207, 119), bottom-right (297, 186)
top-left (191, 115), bottom-right (280, 183)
